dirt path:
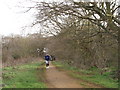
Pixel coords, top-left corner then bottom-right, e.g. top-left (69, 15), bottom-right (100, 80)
top-left (45, 63), bottom-right (104, 88)
top-left (45, 62), bottom-right (104, 88)
top-left (45, 63), bottom-right (83, 88)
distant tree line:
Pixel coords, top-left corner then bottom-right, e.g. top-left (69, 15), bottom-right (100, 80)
top-left (2, 34), bottom-right (47, 66)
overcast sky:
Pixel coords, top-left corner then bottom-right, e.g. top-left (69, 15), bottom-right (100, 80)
top-left (0, 0), bottom-right (38, 36)
top-left (0, 0), bottom-right (65, 36)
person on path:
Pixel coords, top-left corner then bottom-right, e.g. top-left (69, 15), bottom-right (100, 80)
top-left (44, 54), bottom-right (51, 68)
top-left (50, 55), bottom-right (56, 61)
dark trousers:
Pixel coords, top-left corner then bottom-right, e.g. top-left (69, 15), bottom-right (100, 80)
top-left (46, 63), bottom-right (49, 67)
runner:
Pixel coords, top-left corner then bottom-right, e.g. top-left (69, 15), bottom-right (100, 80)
top-left (44, 54), bottom-right (50, 68)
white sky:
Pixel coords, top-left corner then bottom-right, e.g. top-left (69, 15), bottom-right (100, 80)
top-left (0, 0), bottom-right (37, 36)
top-left (0, 0), bottom-right (65, 36)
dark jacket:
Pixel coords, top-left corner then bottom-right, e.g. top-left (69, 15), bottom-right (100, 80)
top-left (44, 55), bottom-right (50, 61)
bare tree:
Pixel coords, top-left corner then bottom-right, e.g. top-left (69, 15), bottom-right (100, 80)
top-left (33, 0), bottom-right (119, 41)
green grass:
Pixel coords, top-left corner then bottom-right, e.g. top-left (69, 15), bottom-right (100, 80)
top-left (53, 61), bottom-right (118, 88)
top-left (2, 61), bottom-right (47, 88)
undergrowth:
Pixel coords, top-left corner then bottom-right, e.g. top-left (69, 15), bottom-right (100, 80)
top-left (2, 61), bottom-right (47, 88)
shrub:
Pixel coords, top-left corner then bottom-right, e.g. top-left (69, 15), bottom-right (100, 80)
top-left (12, 53), bottom-right (21, 59)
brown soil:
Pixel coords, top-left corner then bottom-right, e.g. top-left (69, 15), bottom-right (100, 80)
top-left (45, 62), bottom-right (104, 88)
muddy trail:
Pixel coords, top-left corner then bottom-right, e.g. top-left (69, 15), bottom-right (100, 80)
top-left (45, 62), bottom-right (103, 88)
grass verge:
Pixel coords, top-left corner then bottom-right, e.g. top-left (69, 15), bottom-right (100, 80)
top-left (2, 61), bottom-right (47, 88)
top-left (52, 61), bottom-right (118, 88)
